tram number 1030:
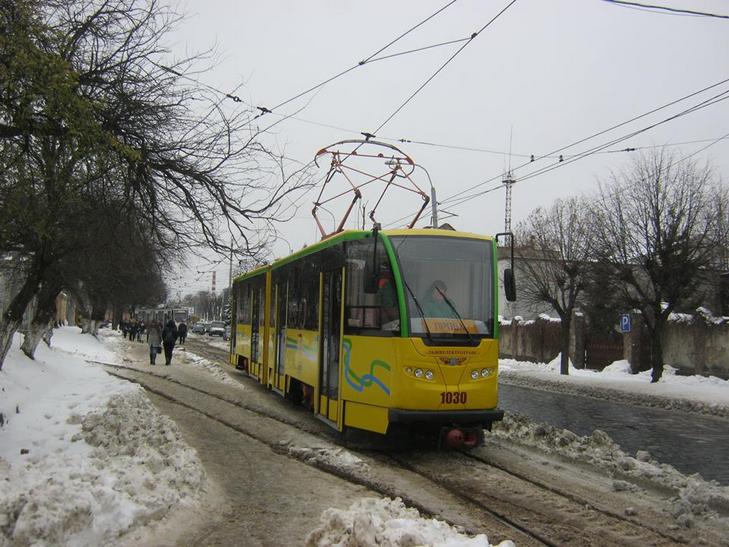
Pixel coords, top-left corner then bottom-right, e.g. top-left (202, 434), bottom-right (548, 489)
top-left (440, 391), bottom-right (467, 404)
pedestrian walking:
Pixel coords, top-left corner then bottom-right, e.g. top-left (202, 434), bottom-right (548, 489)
top-left (146, 320), bottom-right (162, 366)
top-left (161, 318), bottom-right (178, 366)
top-left (128, 320), bottom-right (139, 343)
top-left (177, 321), bottom-right (188, 346)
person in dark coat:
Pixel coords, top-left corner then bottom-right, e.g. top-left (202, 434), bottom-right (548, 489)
top-left (128, 320), bottom-right (139, 343)
top-left (177, 321), bottom-right (188, 345)
top-left (161, 319), bottom-right (178, 366)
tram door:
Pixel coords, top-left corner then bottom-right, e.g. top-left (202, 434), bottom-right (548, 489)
top-left (319, 269), bottom-right (342, 421)
top-left (273, 281), bottom-right (287, 392)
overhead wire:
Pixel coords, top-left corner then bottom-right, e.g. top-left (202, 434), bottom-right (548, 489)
top-left (383, 82), bottom-right (729, 225)
top-left (323, 0), bottom-right (518, 220)
top-left (602, 0), bottom-right (729, 19)
top-left (259, 109), bottom-right (729, 161)
top-left (368, 0), bottom-right (518, 137)
top-left (512, 88), bottom-right (729, 186)
top-left (442, 89), bottom-right (729, 207)
top-left (156, 0), bottom-right (464, 129)
top-left (265, 0), bottom-right (460, 114)
top-left (439, 75), bottom-right (729, 205)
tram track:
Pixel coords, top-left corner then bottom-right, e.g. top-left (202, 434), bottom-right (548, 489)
top-left (379, 450), bottom-right (689, 546)
top-left (95, 361), bottom-right (540, 544)
top-left (94, 354), bottom-right (710, 546)
top-left (459, 449), bottom-right (686, 544)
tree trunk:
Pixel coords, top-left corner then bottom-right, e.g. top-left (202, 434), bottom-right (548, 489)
top-left (112, 303), bottom-right (123, 330)
top-left (650, 329), bottom-right (664, 383)
top-left (560, 319), bottom-right (571, 375)
top-left (20, 278), bottom-right (62, 359)
top-left (20, 321), bottom-right (51, 359)
top-left (0, 270), bottom-right (42, 369)
top-left (88, 295), bottom-right (107, 337)
top-left (43, 327), bottom-right (53, 347)
top-left (80, 318), bottom-right (92, 334)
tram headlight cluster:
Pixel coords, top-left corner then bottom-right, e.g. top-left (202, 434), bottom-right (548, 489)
top-left (471, 368), bottom-right (494, 380)
top-left (406, 367), bottom-right (435, 381)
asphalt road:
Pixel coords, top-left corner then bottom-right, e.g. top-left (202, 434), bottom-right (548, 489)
top-left (499, 383), bottom-right (729, 485)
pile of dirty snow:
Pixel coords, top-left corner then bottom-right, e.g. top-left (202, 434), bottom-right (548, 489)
top-left (285, 445), bottom-right (369, 476)
top-left (305, 497), bottom-right (514, 547)
top-left (185, 353), bottom-right (240, 386)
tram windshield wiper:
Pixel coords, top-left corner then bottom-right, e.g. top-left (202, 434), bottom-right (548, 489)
top-left (435, 286), bottom-right (476, 344)
top-left (402, 279), bottom-right (433, 342)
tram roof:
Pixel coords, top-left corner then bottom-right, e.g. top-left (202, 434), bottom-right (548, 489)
top-left (233, 228), bottom-right (494, 283)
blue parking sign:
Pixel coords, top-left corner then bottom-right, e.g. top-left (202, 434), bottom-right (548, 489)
top-left (620, 314), bottom-right (631, 333)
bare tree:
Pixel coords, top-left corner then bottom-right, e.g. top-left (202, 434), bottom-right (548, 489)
top-left (590, 151), bottom-right (727, 382)
top-left (514, 197), bottom-right (593, 374)
top-left (0, 0), bottom-right (313, 368)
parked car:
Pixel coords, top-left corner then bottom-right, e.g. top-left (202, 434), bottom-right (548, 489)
top-left (191, 322), bottom-right (206, 334)
top-left (208, 321), bottom-right (225, 337)
top-left (223, 325), bottom-right (231, 341)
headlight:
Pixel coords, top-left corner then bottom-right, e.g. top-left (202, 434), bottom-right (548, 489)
top-left (414, 368), bottom-right (423, 378)
top-left (471, 370), bottom-right (479, 380)
top-left (405, 367), bottom-right (413, 374)
top-left (481, 368), bottom-right (492, 377)
top-left (424, 370), bottom-right (434, 380)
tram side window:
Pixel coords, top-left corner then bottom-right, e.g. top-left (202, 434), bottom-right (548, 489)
top-left (287, 263), bottom-right (303, 329)
top-left (344, 238), bottom-right (399, 336)
top-left (238, 283), bottom-right (251, 323)
top-left (269, 284), bottom-right (276, 327)
top-left (257, 283), bottom-right (265, 327)
top-left (302, 258), bottom-right (320, 331)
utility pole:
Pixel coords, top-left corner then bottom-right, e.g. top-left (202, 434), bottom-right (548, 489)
top-left (227, 239), bottom-right (234, 324)
top-left (211, 271), bottom-right (216, 319)
top-left (503, 170), bottom-right (516, 232)
top-left (430, 185), bottom-right (438, 228)
top-left (228, 245), bottom-right (233, 295)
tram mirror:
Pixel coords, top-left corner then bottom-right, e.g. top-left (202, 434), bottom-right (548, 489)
top-left (504, 268), bottom-right (516, 302)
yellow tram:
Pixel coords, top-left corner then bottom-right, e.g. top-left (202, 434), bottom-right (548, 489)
top-left (229, 227), bottom-right (515, 447)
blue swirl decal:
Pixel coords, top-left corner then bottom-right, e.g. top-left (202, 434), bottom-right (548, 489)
top-left (343, 339), bottom-right (391, 396)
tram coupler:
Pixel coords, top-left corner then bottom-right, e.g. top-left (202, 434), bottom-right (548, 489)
top-left (439, 426), bottom-right (483, 449)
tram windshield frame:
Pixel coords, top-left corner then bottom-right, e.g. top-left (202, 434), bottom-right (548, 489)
top-left (389, 235), bottom-right (495, 343)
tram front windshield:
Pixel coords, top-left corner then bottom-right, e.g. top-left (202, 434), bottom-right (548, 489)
top-left (390, 235), bottom-right (494, 340)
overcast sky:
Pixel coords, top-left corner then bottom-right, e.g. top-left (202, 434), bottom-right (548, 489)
top-left (164, 0), bottom-right (729, 296)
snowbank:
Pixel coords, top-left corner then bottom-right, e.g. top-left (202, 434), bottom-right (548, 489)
top-left (305, 497), bottom-right (515, 547)
top-left (0, 329), bottom-right (206, 546)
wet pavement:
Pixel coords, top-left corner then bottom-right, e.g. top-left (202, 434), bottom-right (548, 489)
top-left (499, 384), bottom-right (729, 485)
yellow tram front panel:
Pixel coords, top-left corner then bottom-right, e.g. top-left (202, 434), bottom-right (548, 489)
top-left (401, 337), bottom-right (499, 410)
top-left (340, 336), bottom-right (499, 430)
